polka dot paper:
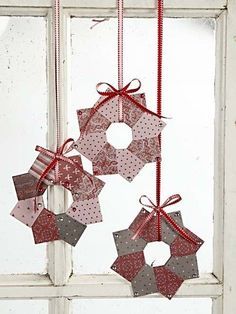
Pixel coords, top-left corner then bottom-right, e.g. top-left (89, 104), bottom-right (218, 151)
top-left (111, 209), bottom-right (203, 298)
top-left (11, 149), bottom-right (105, 247)
top-left (73, 89), bottom-right (166, 181)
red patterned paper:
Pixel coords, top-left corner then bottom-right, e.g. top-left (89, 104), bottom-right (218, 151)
top-left (170, 229), bottom-right (203, 257)
top-left (154, 266), bottom-right (184, 299)
top-left (93, 143), bottom-right (118, 176)
top-left (111, 251), bottom-right (145, 282)
top-left (122, 93), bottom-right (145, 127)
top-left (77, 108), bottom-right (111, 133)
top-left (32, 209), bottom-right (60, 244)
top-left (129, 208), bottom-right (159, 242)
top-left (29, 153), bottom-right (55, 186)
top-left (58, 155), bottom-right (83, 190)
top-left (128, 138), bottom-right (160, 163)
top-left (72, 171), bottom-right (105, 202)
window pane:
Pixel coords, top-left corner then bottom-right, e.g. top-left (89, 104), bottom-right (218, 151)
top-left (0, 17), bottom-right (47, 273)
top-left (73, 298), bottom-right (212, 314)
top-left (69, 18), bottom-right (215, 274)
top-left (0, 300), bottom-right (48, 314)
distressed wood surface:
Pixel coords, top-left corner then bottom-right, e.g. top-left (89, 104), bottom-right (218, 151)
top-left (0, 273), bottom-right (222, 299)
top-left (213, 11), bottom-right (226, 284)
top-left (0, 0), bottom-right (227, 9)
top-left (68, 8), bottom-right (223, 18)
top-left (46, 8), bottom-right (72, 286)
top-left (222, 1), bottom-right (236, 313)
top-left (49, 298), bottom-right (70, 314)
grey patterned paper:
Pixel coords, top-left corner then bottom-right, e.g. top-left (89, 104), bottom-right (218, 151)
top-left (131, 264), bottom-right (158, 297)
top-left (13, 173), bottom-right (47, 200)
top-left (161, 211), bottom-right (184, 245)
top-left (113, 229), bottom-right (147, 256)
top-left (165, 254), bottom-right (199, 280)
top-left (56, 213), bottom-right (87, 247)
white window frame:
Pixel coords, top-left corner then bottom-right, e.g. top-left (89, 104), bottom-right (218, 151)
top-left (0, 1), bottom-right (235, 314)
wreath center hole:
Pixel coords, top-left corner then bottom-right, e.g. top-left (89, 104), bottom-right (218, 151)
top-left (106, 123), bottom-right (132, 149)
top-left (144, 242), bottom-right (170, 267)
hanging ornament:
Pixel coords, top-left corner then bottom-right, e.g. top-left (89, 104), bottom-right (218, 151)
top-left (110, 0), bottom-right (204, 298)
top-left (72, 0), bottom-right (166, 182)
top-left (11, 139), bottom-right (105, 246)
top-left (10, 0), bottom-right (105, 246)
top-left (111, 195), bottom-right (203, 298)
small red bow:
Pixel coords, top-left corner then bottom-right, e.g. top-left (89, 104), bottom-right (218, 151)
top-left (35, 138), bottom-right (79, 190)
top-left (34, 139), bottom-right (92, 212)
top-left (81, 79), bottom-right (163, 136)
top-left (132, 195), bottom-right (199, 245)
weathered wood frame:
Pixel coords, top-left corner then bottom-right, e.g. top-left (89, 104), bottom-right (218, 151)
top-left (0, 1), bottom-right (234, 314)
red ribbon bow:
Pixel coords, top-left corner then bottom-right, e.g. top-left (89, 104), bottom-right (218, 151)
top-left (81, 79), bottom-right (163, 136)
top-left (132, 195), bottom-right (199, 245)
top-left (35, 138), bottom-right (76, 190)
top-left (35, 138), bottom-right (93, 202)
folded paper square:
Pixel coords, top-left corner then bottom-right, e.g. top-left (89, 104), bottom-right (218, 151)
top-left (57, 155), bottom-right (83, 191)
top-left (66, 198), bottom-right (102, 225)
top-left (13, 173), bottom-right (47, 201)
top-left (11, 196), bottom-right (44, 227)
top-left (28, 152), bottom-right (55, 186)
top-left (71, 171), bottom-right (105, 201)
top-left (32, 209), bottom-right (60, 244)
top-left (56, 213), bottom-right (87, 246)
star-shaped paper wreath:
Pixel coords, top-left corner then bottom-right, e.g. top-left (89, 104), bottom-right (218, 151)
top-left (111, 196), bottom-right (203, 298)
top-left (11, 142), bottom-right (105, 246)
top-left (73, 81), bottom-right (166, 181)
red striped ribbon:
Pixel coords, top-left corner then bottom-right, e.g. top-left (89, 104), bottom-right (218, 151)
top-left (156, 0), bottom-right (164, 207)
top-left (118, 0), bottom-right (124, 121)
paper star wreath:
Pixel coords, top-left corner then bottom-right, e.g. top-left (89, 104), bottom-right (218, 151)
top-left (72, 80), bottom-right (166, 182)
top-left (111, 195), bottom-right (203, 298)
top-left (11, 139), bottom-right (105, 246)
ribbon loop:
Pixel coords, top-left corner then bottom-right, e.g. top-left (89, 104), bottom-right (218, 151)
top-left (160, 194), bottom-right (182, 209)
top-left (132, 194), bottom-right (198, 245)
top-left (139, 195), bottom-right (157, 211)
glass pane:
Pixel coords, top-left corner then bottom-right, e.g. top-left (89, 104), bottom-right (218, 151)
top-left (69, 18), bottom-right (215, 274)
top-left (0, 300), bottom-right (48, 314)
top-left (0, 17), bottom-right (47, 273)
top-left (73, 298), bottom-right (212, 314)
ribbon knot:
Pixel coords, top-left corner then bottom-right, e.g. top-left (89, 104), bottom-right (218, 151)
top-left (132, 195), bottom-right (199, 245)
top-left (80, 79), bottom-right (163, 136)
top-left (35, 138), bottom-right (93, 194)
top-left (35, 138), bottom-right (74, 189)
top-left (55, 153), bottom-right (62, 160)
